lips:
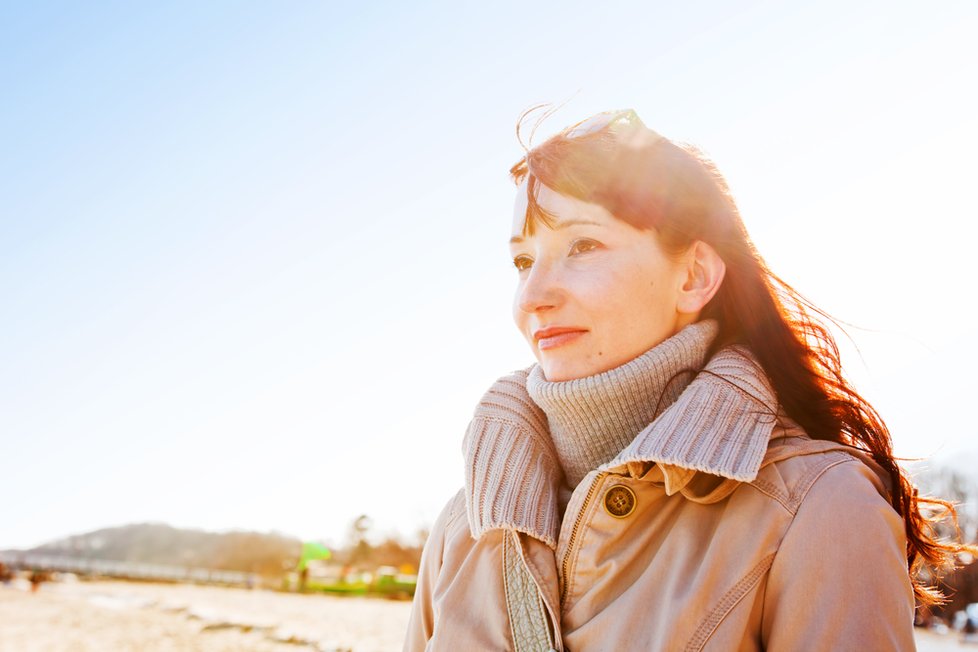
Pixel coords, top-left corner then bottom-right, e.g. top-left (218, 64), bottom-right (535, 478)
top-left (534, 326), bottom-right (588, 350)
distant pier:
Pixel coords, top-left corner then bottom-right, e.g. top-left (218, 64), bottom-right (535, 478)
top-left (0, 551), bottom-right (255, 587)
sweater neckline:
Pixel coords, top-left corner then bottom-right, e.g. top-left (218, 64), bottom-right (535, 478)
top-left (526, 320), bottom-right (718, 487)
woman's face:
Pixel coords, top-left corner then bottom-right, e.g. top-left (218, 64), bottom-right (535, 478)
top-left (510, 181), bottom-right (690, 382)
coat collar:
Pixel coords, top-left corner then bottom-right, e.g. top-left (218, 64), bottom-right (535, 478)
top-left (463, 346), bottom-right (791, 549)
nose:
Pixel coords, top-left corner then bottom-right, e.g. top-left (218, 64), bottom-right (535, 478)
top-left (516, 261), bottom-right (564, 314)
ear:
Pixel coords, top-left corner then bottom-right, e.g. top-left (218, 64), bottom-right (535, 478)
top-left (676, 241), bottom-right (725, 316)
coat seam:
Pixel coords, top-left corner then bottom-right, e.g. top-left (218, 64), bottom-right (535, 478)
top-left (786, 453), bottom-right (855, 513)
top-left (746, 451), bottom-right (858, 516)
top-left (745, 481), bottom-right (793, 513)
top-left (685, 552), bottom-right (776, 651)
top-left (445, 491), bottom-right (465, 531)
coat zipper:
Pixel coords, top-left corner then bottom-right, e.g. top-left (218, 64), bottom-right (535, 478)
top-left (559, 472), bottom-right (606, 605)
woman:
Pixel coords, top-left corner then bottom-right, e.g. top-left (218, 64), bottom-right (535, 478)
top-left (404, 109), bottom-right (967, 650)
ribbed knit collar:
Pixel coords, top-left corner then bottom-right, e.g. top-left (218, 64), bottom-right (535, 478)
top-left (526, 320), bottom-right (717, 487)
top-left (462, 324), bottom-right (787, 549)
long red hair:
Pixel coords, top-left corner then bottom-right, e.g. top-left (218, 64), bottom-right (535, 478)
top-left (509, 107), bottom-right (973, 605)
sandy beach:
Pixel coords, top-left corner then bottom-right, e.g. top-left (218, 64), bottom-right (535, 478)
top-left (918, 629), bottom-right (978, 652)
top-left (0, 579), bottom-right (411, 652)
top-left (1, 578), bottom-right (973, 651)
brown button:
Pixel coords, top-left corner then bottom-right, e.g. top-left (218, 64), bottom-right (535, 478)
top-left (603, 484), bottom-right (636, 518)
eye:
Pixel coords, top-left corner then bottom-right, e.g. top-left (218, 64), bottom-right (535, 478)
top-left (513, 254), bottom-right (533, 272)
top-left (569, 239), bottom-right (600, 255)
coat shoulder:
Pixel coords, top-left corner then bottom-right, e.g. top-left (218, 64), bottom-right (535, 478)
top-left (749, 436), bottom-right (892, 516)
top-left (431, 488), bottom-right (468, 540)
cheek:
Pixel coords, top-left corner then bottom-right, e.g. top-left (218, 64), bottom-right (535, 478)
top-left (595, 264), bottom-right (676, 331)
top-left (566, 265), bottom-right (619, 307)
top-left (585, 267), bottom-right (646, 315)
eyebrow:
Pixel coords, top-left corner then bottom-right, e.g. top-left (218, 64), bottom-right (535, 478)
top-left (509, 219), bottom-right (603, 244)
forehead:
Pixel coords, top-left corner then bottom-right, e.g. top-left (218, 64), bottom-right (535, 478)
top-left (510, 179), bottom-right (616, 239)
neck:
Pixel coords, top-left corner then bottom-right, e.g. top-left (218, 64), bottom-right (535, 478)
top-left (526, 320), bottom-right (719, 487)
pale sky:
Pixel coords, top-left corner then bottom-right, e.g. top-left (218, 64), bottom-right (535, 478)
top-left (2, 1), bottom-right (977, 550)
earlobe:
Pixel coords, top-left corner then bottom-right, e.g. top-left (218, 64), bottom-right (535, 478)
top-left (677, 241), bottom-right (725, 315)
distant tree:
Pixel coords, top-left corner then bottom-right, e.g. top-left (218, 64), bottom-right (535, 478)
top-left (370, 532), bottom-right (424, 571)
top-left (213, 531), bottom-right (301, 577)
top-left (912, 464), bottom-right (978, 544)
top-left (911, 463), bottom-right (978, 617)
top-left (346, 514), bottom-right (374, 566)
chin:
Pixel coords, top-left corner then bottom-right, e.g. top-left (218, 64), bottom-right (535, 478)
top-left (542, 361), bottom-right (595, 383)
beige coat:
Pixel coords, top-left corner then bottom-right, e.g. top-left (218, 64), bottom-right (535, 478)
top-left (404, 357), bottom-right (916, 651)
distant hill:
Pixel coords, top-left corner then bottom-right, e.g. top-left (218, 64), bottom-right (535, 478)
top-left (18, 523), bottom-right (302, 577)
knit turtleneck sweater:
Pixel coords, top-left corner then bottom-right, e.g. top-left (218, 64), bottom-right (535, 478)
top-left (526, 320), bottom-right (718, 488)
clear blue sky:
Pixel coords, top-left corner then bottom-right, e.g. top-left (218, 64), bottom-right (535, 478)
top-left (3, 1), bottom-right (977, 549)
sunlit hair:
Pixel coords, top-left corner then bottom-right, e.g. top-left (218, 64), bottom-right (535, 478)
top-left (509, 106), bottom-right (975, 605)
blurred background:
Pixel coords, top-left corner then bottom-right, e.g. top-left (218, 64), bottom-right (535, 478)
top-left (2, 1), bottom-right (977, 650)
